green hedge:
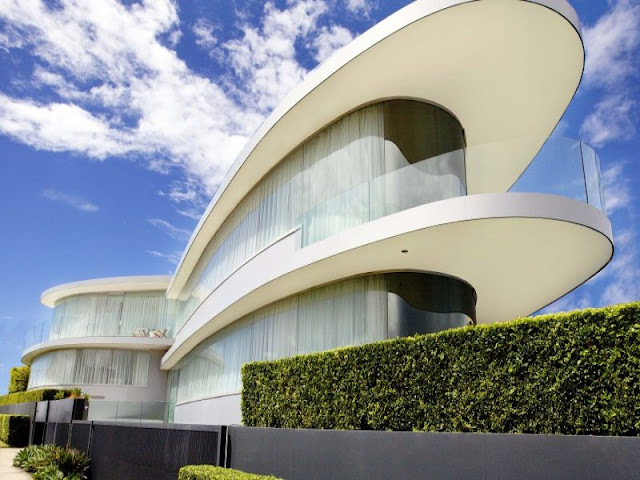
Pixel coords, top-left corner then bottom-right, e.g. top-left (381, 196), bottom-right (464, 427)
top-left (178, 465), bottom-right (282, 479)
top-left (8, 366), bottom-right (30, 394)
top-left (0, 389), bottom-right (71, 406)
top-left (0, 415), bottom-right (30, 447)
top-left (242, 302), bottom-right (640, 435)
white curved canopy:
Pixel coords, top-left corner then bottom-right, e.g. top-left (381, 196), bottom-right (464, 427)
top-left (41, 275), bottom-right (171, 308)
top-left (167, 0), bottom-right (584, 299)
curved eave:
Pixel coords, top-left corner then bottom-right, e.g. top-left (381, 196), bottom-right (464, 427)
top-left (167, 0), bottom-right (583, 299)
top-left (161, 193), bottom-right (612, 370)
top-left (22, 336), bottom-right (175, 365)
top-left (41, 275), bottom-right (171, 308)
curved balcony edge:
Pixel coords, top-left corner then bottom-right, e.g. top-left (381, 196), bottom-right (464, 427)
top-left (160, 192), bottom-right (612, 371)
top-left (41, 275), bottom-right (171, 308)
top-left (22, 336), bottom-right (175, 365)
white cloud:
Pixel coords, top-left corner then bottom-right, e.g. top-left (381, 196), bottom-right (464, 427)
top-left (602, 161), bottom-right (632, 215)
top-left (0, 0), bottom-right (262, 197)
top-left (582, 0), bottom-right (640, 89)
top-left (148, 218), bottom-right (191, 241)
top-left (159, 179), bottom-right (208, 220)
top-left (580, 0), bottom-right (640, 147)
top-left (312, 25), bottom-right (354, 62)
top-left (346, 0), bottom-right (374, 16)
top-left (598, 228), bottom-right (640, 305)
top-left (0, 0), bottom-right (360, 210)
top-left (193, 18), bottom-right (218, 50)
top-left (579, 94), bottom-right (636, 147)
top-left (147, 249), bottom-right (182, 265)
top-left (42, 188), bottom-right (99, 212)
top-left (223, 0), bottom-right (327, 113)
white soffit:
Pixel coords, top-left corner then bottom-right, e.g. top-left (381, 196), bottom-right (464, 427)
top-left (41, 275), bottom-right (171, 307)
top-left (167, 0), bottom-right (583, 298)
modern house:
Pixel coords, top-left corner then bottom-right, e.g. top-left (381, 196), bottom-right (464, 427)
top-left (21, 0), bottom-right (613, 426)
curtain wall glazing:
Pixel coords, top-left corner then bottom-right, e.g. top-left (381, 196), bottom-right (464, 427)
top-left (50, 292), bottom-right (176, 340)
top-left (28, 349), bottom-right (150, 389)
top-left (176, 100), bottom-right (466, 330)
top-left (172, 275), bottom-right (388, 404)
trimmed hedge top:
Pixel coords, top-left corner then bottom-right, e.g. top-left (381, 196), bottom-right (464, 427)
top-left (178, 465), bottom-right (282, 480)
top-left (0, 389), bottom-right (71, 406)
top-left (242, 302), bottom-right (640, 435)
top-left (8, 366), bottom-right (30, 394)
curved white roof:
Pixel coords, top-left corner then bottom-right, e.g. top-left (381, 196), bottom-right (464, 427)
top-left (166, 0), bottom-right (584, 298)
top-left (41, 275), bottom-right (171, 308)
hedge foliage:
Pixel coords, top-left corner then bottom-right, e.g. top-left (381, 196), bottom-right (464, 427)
top-left (0, 414), bottom-right (30, 446)
top-left (178, 465), bottom-right (282, 480)
top-left (0, 389), bottom-right (72, 406)
top-left (242, 302), bottom-right (640, 435)
top-left (8, 366), bottom-right (30, 394)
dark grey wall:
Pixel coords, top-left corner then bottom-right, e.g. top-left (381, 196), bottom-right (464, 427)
top-left (227, 427), bottom-right (640, 480)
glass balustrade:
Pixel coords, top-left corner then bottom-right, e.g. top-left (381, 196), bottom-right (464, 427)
top-left (23, 292), bottom-right (180, 347)
top-left (87, 400), bottom-right (167, 423)
top-left (510, 137), bottom-right (606, 212)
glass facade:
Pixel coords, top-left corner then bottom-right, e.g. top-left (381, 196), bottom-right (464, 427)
top-left (44, 292), bottom-right (178, 341)
top-left (176, 100), bottom-right (466, 330)
top-left (28, 349), bottom-right (150, 389)
top-left (170, 272), bottom-right (475, 405)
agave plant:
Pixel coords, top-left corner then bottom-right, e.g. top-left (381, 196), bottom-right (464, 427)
top-left (13, 445), bottom-right (41, 469)
top-left (53, 447), bottom-right (90, 479)
top-left (33, 464), bottom-right (65, 480)
top-left (13, 444), bottom-right (90, 479)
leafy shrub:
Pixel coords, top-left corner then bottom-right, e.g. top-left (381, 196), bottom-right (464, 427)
top-left (8, 366), bottom-right (30, 394)
top-left (13, 444), bottom-right (89, 479)
top-left (0, 389), bottom-right (71, 406)
top-left (0, 414), bottom-right (30, 446)
top-left (15, 444), bottom-right (61, 472)
top-left (242, 302), bottom-right (640, 435)
top-left (179, 465), bottom-right (282, 479)
top-left (54, 388), bottom-right (88, 401)
top-left (33, 464), bottom-right (65, 480)
top-left (13, 445), bottom-right (42, 469)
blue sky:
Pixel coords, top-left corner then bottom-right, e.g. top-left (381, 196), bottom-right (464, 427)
top-left (0, 0), bottom-right (638, 393)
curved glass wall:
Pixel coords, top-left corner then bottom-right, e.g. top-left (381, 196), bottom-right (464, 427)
top-left (26, 292), bottom-right (180, 345)
top-left (176, 100), bottom-right (466, 330)
top-left (170, 272), bottom-right (475, 405)
top-left (510, 137), bottom-right (606, 212)
top-left (28, 349), bottom-right (150, 389)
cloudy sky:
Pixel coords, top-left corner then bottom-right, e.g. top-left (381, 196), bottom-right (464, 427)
top-left (0, 0), bottom-right (638, 392)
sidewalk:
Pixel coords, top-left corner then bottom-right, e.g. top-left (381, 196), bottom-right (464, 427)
top-left (0, 448), bottom-right (31, 479)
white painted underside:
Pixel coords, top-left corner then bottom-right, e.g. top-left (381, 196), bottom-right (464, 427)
top-left (22, 336), bottom-right (174, 365)
top-left (41, 275), bottom-right (171, 307)
top-left (167, 0), bottom-right (584, 298)
top-left (161, 193), bottom-right (612, 370)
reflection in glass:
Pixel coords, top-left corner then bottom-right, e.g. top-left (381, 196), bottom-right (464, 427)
top-left (177, 100), bottom-right (466, 330)
top-left (172, 272), bottom-right (476, 404)
top-left (510, 137), bottom-right (606, 212)
top-left (386, 273), bottom-right (476, 338)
